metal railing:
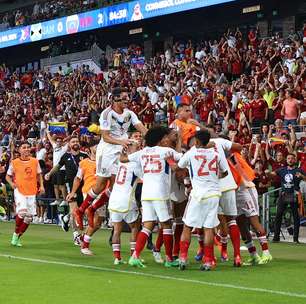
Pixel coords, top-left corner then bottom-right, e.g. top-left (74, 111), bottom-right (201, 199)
top-left (262, 187), bottom-right (281, 235)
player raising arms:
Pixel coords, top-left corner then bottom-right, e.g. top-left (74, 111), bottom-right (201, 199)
top-left (120, 126), bottom-right (182, 268)
top-left (108, 132), bottom-right (142, 265)
top-left (6, 141), bottom-right (44, 247)
top-left (172, 130), bottom-right (228, 271)
top-left (74, 87), bottom-right (147, 229)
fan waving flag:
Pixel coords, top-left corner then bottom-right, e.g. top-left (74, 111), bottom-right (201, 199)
top-left (48, 122), bottom-right (67, 134)
top-left (174, 95), bottom-right (191, 108)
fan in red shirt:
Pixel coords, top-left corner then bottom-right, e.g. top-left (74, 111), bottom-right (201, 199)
top-left (254, 161), bottom-right (271, 195)
top-left (265, 147), bottom-right (286, 188)
top-left (249, 90), bottom-right (268, 130)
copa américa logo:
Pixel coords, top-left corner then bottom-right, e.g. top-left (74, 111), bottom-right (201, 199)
top-left (30, 23), bottom-right (42, 41)
top-left (66, 15), bottom-right (79, 34)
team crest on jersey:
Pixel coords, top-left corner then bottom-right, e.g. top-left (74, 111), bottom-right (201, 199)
top-left (124, 113), bottom-right (131, 123)
top-left (25, 167), bottom-right (32, 176)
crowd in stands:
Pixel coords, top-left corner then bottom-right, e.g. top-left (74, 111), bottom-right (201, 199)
top-left (0, 0), bottom-right (98, 31)
top-left (0, 25), bottom-right (305, 223)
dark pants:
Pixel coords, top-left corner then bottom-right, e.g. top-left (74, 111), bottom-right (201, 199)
top-left (274, 193), bottom-right (300, 241)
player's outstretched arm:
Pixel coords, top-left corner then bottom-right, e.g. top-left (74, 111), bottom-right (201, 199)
top-left (66, 177), bottom-right (81, 201)
top-left (134, 122), bottom-right (148, 136)
top-left (45, 164), bottom-right (60, 181)
top-left (101, 130), bottom-right (133, 150)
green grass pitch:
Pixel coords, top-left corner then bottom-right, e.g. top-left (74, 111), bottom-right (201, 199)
top-left (0, 222), bottom-right (305, 304)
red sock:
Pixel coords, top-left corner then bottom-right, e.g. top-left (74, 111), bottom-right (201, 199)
top-left (82, 235), bottom-right (91, 249)
top-left (203, 245), bottom-right (214, 264)
top-left (15, 215), bottom-right (24, 234)
top-left (221, 235), bottom-right (228, 256)
top-left (258, 232), bottom-right (269, 251)
top-left (228, 220), bottom-right (241, 257)
top-left (245, 240), bottom-right (257, 255)
top-left (179, 240), bottom-right (190, 260)
top-left (79, 190), bottom-right (97, 213)
top-left (197, 228), bottom-right (204, 254)
top-left (134, 228), bottom-right (151, 258)
top-left (173, 224), bottom-right (183, 256)
top-left (155, 228), bottom-right (163, 252)
top-left (18, 221), bottom-right (29, 236)
top-left (112, 243), bottom-right (121, 260)
top-left (91, 191), bottom-right (110, 211)
top-left (163, 229), bottom-right (174, 262)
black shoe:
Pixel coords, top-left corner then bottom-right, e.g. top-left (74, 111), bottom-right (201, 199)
top-left (272, 238), bottom-right (280, 243)
top-left (293, 239), bottom-right (300, 244)
top-left (60, 214), bottom-right (69, 232)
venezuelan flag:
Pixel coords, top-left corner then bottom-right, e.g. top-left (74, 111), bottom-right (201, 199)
top-left (174, 95), bottom-right (191, 108)
top-left (269, 137), bottom-right (286, 147)
top-left (48, 122), bottom-right (67, 134)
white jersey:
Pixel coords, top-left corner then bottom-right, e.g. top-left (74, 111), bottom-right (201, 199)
top-left (108, 162), bottom-right (141, 213)
top-left (178, 146), bottom-right (227, 200)
top-left (210, 138), bottom-right (237, 192)
top-left (99, 106), bottom-right (140, 142)
top-left (128, 146), bottom-right (182, 201)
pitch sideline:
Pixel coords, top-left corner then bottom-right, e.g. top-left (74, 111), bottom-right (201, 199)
top-left (1, 253), bottom-right (306, 299)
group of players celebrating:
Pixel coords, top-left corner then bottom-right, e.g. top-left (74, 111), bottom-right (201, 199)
top-left (6, 87), bottom-right (273, 271)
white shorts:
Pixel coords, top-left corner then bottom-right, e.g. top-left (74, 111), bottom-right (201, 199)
top-left (183, 196), bottom-right (220, 229)
top-left (218, 190), bottom-right (237, 216)
top-left (141, 200), bottom-right (172, 223)
top-left (96, 143), bottom-right (121, 177)
top-left (236, 187), bottom-right (259, 217)
top-left (110, 209), bottom-right (139, 224)
top-left (14, 189), bottom-right (36, 216)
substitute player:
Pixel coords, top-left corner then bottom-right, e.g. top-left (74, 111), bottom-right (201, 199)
top-left (74, 87), bottom-right (147, 228)
top-left (173, 130), bottom-right (228, 271)
top-left (6, 141), bottom-right (44, 247)
top-left (66, 139), bottom-right (107, 255)
top-left (120, 126), bottom-right (182, 268)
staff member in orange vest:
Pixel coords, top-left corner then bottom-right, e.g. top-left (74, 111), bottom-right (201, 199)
top-left (170, 104), bottom-right (202, 147)
top-left (6, 141), bottom-right (44, 247)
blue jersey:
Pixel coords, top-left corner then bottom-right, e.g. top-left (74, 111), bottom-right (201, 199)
top-left (276, 167), bottom-right (305, 193)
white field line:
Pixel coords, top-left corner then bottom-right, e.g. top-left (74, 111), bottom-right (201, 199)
top-left (1, 254), bottom-right (306, 299)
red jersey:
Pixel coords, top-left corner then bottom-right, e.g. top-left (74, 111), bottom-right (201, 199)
top-left (250, 99), bottom-right (267, 120)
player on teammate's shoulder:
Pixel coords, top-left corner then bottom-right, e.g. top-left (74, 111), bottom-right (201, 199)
top-left (6, 141), bottom-right (45, 247)
top-left (168, 130), bottom-right (228, 271)
top-left (108, 131), bottom-right (142, 265)
top-left (120, 126), bottom-right (182, 268)
top-left (74, 87), bottom-right (147, 229)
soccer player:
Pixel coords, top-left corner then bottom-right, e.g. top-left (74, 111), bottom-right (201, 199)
top-left (173, 130), bottom-right (227, 270)
top-left (74, 87), bottom-right (147, 228)
top-left (108, 139), bottom-right (141, 265)
top-left (45, 136), bottom-right (87, 245)
top-left (236, 175), bottom-right (272, 265)
top-left (120, 126), bottom-right (182, 268)
top-left (6, 141), bottom-right (44, 247)
top-left (210, 136), bottom-right (243, 266)
top-left (66, 139), bottom-right (105, 255)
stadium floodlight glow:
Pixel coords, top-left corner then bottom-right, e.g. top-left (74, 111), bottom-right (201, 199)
top-left (0, 0), bottom-right (236, 49)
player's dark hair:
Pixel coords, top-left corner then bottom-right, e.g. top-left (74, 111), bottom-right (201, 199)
top-left (287, 153), bottom-right (296, 158)
top-left (17, 140), bottom-right (31, 149)
top-left (176, 103), bottom-right (189, 112)
top-left (69, 135), bottom-right (79, 141)
top-left (86, 138), bottom-right (99, 148)
top-left (145, 126), bottom-right (170, 147)
top-left (195, 130), bottom-right (211, 146)
top-left (112, 87), bottom-right (128, 98)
